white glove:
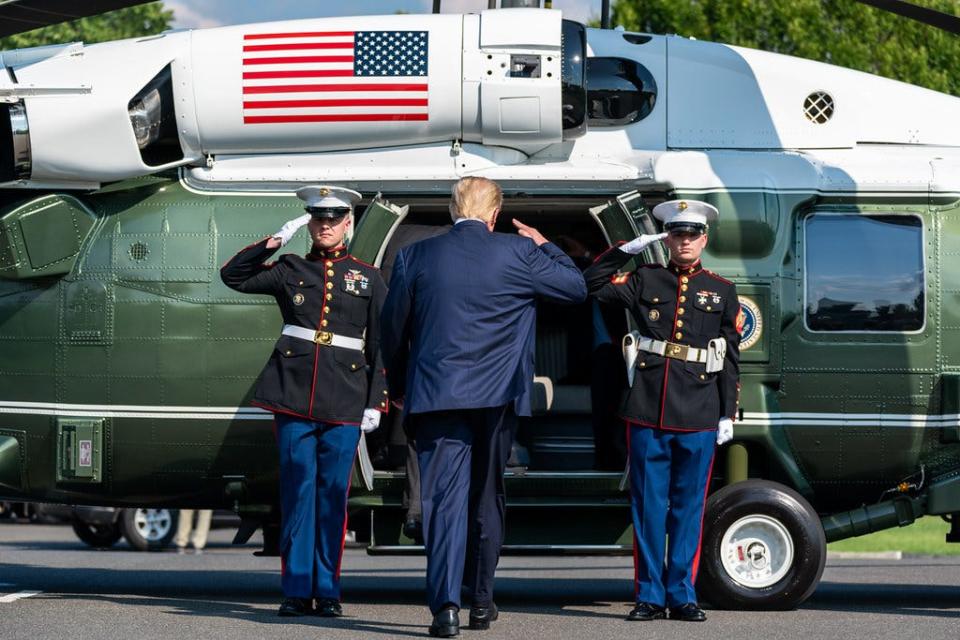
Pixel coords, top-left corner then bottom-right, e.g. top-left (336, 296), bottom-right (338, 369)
top-left (361, 408), bottom-right (381, 433)
top-left (717, 418), bottom-right (734, 445)
top-left (620, 232), bottom-right (668, 255)
top-left (271, 213), bottom-right (312, 247)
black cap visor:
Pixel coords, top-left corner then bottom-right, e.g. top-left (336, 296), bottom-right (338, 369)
top-left (665, 221), bottom-right (706, 236)
top-left (307, 206), bottom-right (351, 219)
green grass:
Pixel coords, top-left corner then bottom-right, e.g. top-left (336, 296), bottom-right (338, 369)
top-left (827, 516), bottom-right (960, 555)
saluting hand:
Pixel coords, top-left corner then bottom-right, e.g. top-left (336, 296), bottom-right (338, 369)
top-left (512, 219), bottom-right (548, 247)
top-left (271, 213), bottom-right (312, 248)
top-left (620, 232), bottom-right (668, 255)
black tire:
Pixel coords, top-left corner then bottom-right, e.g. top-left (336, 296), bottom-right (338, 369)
top-left (120, 508), bottom-right (178, 551)
top-left (71, 517), bottom-right (122, 548)
top-left (697, 479), bottom-right (826, 610)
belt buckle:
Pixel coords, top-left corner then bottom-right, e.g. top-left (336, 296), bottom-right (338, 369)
top-left (666, 342), bottom-right (689, 360)
top-left (315, 330), bottom-right (333, 346)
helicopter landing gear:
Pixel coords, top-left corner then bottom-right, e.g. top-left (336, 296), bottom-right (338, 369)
top-left (697, 480), bottom-right (826, 610)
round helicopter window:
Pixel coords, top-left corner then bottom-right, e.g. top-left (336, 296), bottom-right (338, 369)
top-left (803, 91), bottom-right (835, 124)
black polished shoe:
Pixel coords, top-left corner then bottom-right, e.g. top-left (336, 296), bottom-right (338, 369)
top-left (277, 597), bottom-right (311, 617)
top-left (468, 602), bottom-right (498, 630)
top-left (668, 603), bottom-right (707, 622)
top-left (429, 605), bottom-right (460, 637)
top-left (313, 598), bottom-right (343, 617)
top-left (626, 602), bottom-right (666, 621)
top-left (403, 517), bottom-right (424, 544)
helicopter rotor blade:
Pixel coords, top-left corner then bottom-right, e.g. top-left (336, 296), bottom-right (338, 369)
top-left (852, 0), bottom-right (960, 35)
top-left (0, 0), bottom-right (153, 38)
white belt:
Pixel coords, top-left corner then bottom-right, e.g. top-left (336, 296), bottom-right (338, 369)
top-left (282, 324), bottom-right (365, 351)
top-left (636, 336), bottom-right (708, 363)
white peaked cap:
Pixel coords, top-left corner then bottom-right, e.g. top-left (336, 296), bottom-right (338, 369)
top-left (652, 199), bottom-right (719, 231)
top-left (296, 185), bottom-right (362, 213)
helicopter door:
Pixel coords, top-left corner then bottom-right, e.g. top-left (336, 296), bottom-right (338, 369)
top-left (345, 194), bottom-right (408, 491)
top-left (348, 194), bottom-right (409, 267)
top-left (589, 190), bottom-right (666, 268)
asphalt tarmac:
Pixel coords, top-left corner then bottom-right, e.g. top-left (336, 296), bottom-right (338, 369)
top-left (1, 523), bottom-right (958, 640)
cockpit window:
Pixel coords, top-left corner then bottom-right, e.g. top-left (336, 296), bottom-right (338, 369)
top-left (804, 214), bottom-right (925, 332)
top-left (586, 57), bottom-right (657, 127)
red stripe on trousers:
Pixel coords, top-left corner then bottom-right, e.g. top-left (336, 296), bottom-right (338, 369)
top-left (690, 451), bottom-right (717, 582)
top-left (335, 445), bottom-right (360, 580)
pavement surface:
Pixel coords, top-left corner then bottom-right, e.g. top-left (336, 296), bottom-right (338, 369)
top-left (1, 522), bottom-right (959, 640)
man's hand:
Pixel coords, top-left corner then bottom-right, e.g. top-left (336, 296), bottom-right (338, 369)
top-left (512, 219), bottom-right (548, 247)
top-left (271, 213), bottom-right (312, 247)
top-left (361, 408), bottom-right (381, 433)
top-left (620, 232), bottom-right (668, 255)
top-left (717, 418), bottom-right (734, 445)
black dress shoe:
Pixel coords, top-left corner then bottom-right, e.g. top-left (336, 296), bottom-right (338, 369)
top-left (468, 602), bottom-right (498, 630)
top-left (277, 597), bottom-right (311, 617)
top-left (313, 598), bottom-right (343, 617)
top-left (626, 602), bottom-right (666, 621)
top-left (429, 605), bottom-right (460, 637)
top-left (403, 517), bottom-right (424, 544)
top-left (668, 603), bottom-right (707, 622)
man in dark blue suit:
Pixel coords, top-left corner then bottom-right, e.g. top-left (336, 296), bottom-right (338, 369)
top-left (381, 177), bottom-right (587, 637)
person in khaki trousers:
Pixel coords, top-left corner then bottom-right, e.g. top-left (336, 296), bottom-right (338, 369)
top-left (175, 509), bottom-right (212, 554)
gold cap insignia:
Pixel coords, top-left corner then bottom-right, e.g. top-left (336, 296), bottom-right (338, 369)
top-left (678, 201), bottom-right (688, 211)
top-left (319, 187), bottom-right (330, 196)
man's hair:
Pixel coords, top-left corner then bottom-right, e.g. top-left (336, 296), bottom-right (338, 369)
top-left (449, 177), bottom-right (503, 223)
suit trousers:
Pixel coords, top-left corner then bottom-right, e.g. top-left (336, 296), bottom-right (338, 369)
top-left (275, 415), bottom-right (360, 600)
top-left (414, 405), bottom-right (517, 614)
top-left (628, 425), bottom-right (715, 607)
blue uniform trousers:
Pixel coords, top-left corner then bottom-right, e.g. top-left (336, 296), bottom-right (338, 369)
top-left (275, 415), bottom-right (360, 600)
top-left (414, 405), bottom-right (516, 614)
top-left (628, 425), bottom-right (715, 607)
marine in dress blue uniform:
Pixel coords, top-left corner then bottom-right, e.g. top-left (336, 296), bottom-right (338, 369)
top-left (220, 186), bottom-right (388, 618)
top-left (584, 200), bottom-right (741, 623)
top-left (381, 177), bottom-right (587, 637)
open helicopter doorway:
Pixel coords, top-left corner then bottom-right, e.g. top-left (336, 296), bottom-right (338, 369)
top-left (352, 190), bottom-right (664, 475)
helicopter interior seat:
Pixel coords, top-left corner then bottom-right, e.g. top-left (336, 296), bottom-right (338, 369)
top-left (524, 295), bottom-right (597, 471)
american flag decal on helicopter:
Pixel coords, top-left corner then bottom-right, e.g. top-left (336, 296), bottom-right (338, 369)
top-left (241, 30), bottom-right (429, 125)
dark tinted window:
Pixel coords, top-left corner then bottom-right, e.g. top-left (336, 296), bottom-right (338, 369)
top-left (805, 215), bottom-right (924, 332)
top-left (586, 57), bottom-right (657, 127)
top-left (560, 20), bottom-right (587, 139)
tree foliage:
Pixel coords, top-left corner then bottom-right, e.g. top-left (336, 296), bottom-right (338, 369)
top-left (0, 2), bottom-right (173, 50)
top-left (608, 0), bottom-right (960, 96)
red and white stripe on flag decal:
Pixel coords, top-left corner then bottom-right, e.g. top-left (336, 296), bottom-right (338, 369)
top-left (241, 29), bottom-right (430, 125)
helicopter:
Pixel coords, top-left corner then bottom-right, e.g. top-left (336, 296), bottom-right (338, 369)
top-left (1, 0), bottom-right (960, 611)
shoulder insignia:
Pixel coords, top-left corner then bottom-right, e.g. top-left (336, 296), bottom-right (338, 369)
top-left (611, 272), bottom-right (630, 285)
top-left (703, 269), bottom-right (733, 285)
top-left (348, 255), bottom-right (378, 269)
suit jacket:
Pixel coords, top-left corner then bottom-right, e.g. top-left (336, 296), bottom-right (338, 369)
top-left (381, 219), bottom-right (587, 417)
top-left (584, 246), bottom-right (740, 431)
top-left (220, 239), bottom-right (388, 423)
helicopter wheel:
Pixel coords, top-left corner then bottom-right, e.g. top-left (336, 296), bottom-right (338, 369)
top-left (697, 479), bottom-right (826, 610)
